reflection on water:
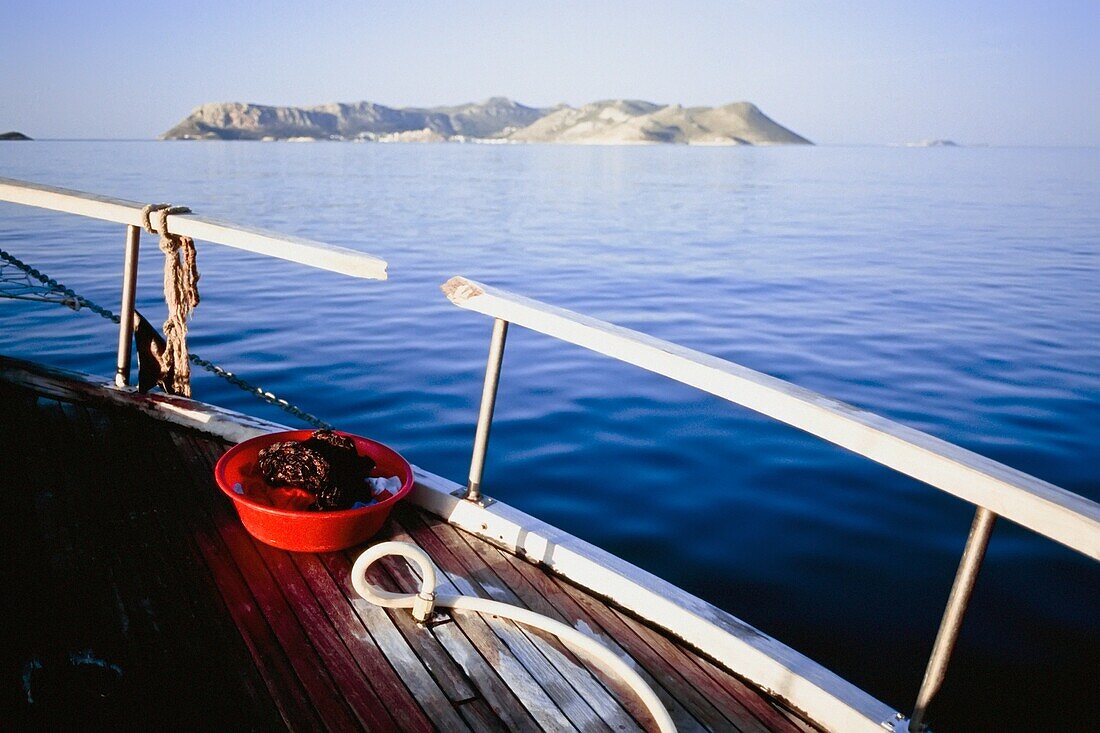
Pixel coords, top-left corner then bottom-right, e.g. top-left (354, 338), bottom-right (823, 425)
top-left (1, 142), bottom-right (1097, 730)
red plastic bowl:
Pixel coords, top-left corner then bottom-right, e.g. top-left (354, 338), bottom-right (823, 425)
top-left (214, 430), bottom-right (414, 553)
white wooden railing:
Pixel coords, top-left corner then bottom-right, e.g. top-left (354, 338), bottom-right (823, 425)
top-left (0, 177), bottom-right (387, 388)
top-left (0, 177), bottom-right (387, 279)
top-left (442, 275), bottom-right (1100, 732)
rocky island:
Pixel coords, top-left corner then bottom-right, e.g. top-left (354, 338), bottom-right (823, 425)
top-left (161, 97), bottom-right (810, 145)
top-left (904, 139), bottom-right (960, 147)
top-left (0, 131), bottom-right (32, 141)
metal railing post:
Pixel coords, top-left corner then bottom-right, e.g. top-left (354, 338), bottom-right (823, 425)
top-left (465, 318), bottom-right (509, 503)
top-left (114, 224), bottom-right (140, 387)
top-left (909, 506), bottom-right (997, 731)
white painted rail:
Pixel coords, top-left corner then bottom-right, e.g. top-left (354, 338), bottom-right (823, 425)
top-left (442, 276), bottom-right (1100, 561)
top-left (0, 177), bottom-right (387, 280)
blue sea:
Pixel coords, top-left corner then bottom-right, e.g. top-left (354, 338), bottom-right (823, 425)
top-left (1, 142), bottom-right (1097, 731)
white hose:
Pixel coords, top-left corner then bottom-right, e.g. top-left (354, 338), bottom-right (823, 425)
top-left (351, 541), bottom-right (676, 732)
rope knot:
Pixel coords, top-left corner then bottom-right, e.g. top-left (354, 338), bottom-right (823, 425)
top-left (158, 236), bottom-right (182, 256)
top-left (140, 203), bottom-right (199, 397)
top-left (140, 203), bottom-right (191, 235)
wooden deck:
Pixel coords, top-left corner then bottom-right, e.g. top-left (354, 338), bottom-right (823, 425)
top-left (0, 377), bottom-right (818, 732)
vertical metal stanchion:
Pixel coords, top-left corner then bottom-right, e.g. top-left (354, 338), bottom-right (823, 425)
top-left (114, 224), bottom-right (140, 387)
top-left (909, 506), bottom-right (997, 731)
top-left (465, 318), bottom-right (509, 503)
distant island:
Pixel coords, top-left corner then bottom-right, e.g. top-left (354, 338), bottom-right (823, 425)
top-left (903, 139), bottom-right (959, 147)
top-left (161, 98), bottom-right (811, 145)
top-left (0, 131), bottom-right (31, 141)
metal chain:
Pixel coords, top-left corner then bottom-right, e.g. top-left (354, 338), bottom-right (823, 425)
top-left (0, 247), bottom-right (333, 430)
top-left (0, 247), bottom-right (122, 322)
top-left (0, 260), bottom-right (85, 310)
top-left (186, 354), bottom-right (333, 429)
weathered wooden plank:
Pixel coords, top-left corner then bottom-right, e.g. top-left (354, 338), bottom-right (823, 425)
top-left (607, 604), bottom-right (794, 733)
top-left (288, 550), bottom-right (447, 732)
top-left (490, 546), bottom-right (706, 732)
top-left (396, 509), bottom-right (604, 732)
top-left (186, 434), bottom-right (384, 732)
top-left (186, 450), bottom-right (364, 731)
top-left (348, 541), bottom-right (500, 723)
top-left (774, 705), bottom-right (823, 733)
top-left (421, 512), bottom-right (643, 733)
top-left (316, 549), bottom-right (476, 729)
top-left (430, 614), bottom-right (549, 733)
top-left (376, 592), bottom-right (481, 704)
top-left (11, 396), bottom-right (259, 728)
top-left (155, 429), bottom-right (301, 717)
top-left (162, 431), bottom-right (323, 731)
top-left (105, 413), bottom-right (282, 726)
top-left (542, 561), bottom-right (742, 732)
top-left (248, 539), bottom-right (397, 731)
top-left (691, 654), bottom-right (817, 733)
top-left (0, 176), bottom-right (388, 280)
top-left (457, 697), bottom-right (511, 733)
top-left (470, 537), bottom-right (656, 727)
top-left (379, 517), bottom-right (573, 732)
top-left (179, 432), bottom-right (372, 730)
top-left (442, 276), bottom-right (1099, 562)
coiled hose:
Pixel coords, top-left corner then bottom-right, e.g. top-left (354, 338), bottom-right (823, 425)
top-left (351, 541), bottom-right (676, 732)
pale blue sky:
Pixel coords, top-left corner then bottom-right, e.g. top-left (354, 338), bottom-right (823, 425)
top-left (2, 1), bottom-right (1097, 144)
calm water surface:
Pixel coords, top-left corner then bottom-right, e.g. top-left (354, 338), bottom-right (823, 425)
top-left (1, 142), bottom-right (1097, 731)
